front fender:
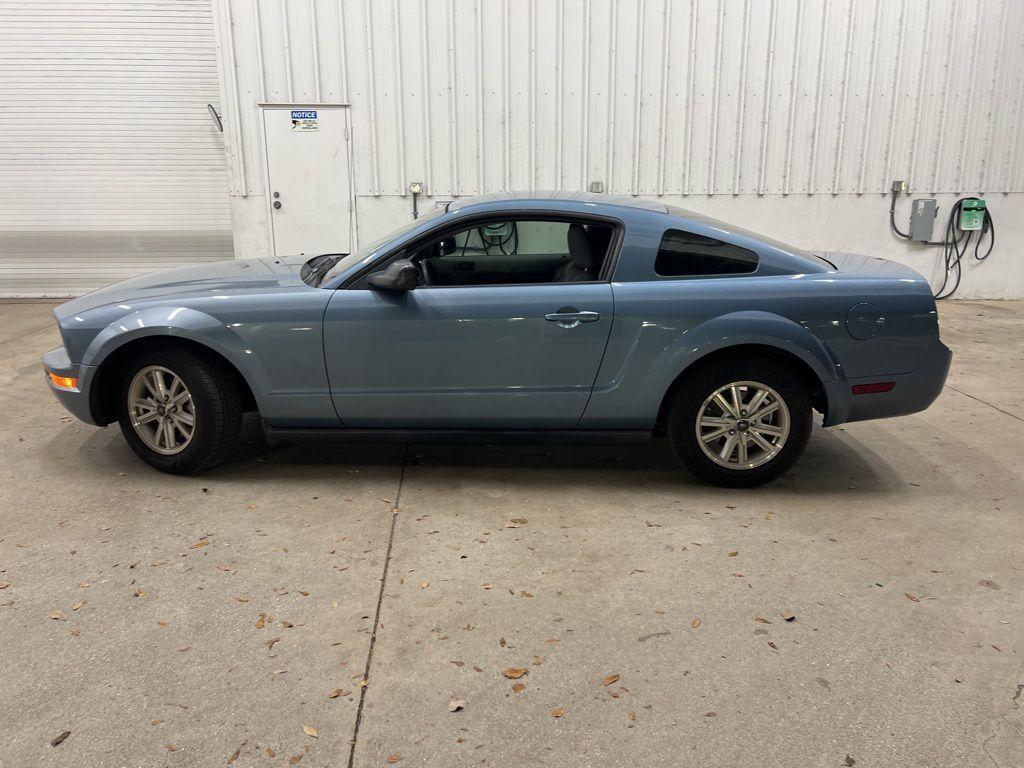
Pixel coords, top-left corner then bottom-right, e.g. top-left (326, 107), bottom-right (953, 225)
top-left (83, 306), bottom-right (268, 399)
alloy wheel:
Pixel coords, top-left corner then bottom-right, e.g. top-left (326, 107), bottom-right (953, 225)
top-left (127, 365), bottom-right (196, 455)
top-left (694, 380), bottom-right (790, 469)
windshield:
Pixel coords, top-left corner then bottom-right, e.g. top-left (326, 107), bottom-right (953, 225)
top-left (316, 208), bottom-right (446, 285)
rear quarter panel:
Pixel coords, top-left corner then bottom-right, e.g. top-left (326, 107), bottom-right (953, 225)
top-left (583, 213), bottom-right (940, 429)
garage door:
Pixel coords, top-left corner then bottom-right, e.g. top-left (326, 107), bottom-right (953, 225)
top-left (0, 0), bottom-right (232, 297)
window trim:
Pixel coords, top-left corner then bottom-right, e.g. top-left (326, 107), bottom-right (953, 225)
top-left (652, 226), bottom-right (761, 280)
top-left (341, 210), bottom-right (626, 290)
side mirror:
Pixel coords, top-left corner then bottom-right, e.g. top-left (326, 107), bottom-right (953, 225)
top-left (366, 259), bottom-right (416, 291)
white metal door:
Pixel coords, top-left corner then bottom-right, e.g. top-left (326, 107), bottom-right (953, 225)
top-left (262, 106), bottom-right (352, 258)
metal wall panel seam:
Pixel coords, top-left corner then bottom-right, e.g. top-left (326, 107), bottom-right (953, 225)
top-left (929, 0), bottom-right (958, 192)
top-left (502, 0), bottom-right (510, 190)
top-left (630, 0), bottom-right (644, 195)
top-left (831, 0), bottom-right (856, 194)
top-left (978, 0), bottom-right (1009, 193)
top-left (418, 0), bottom-right (433, 192)
top-left (555, 0), bottom-right (563, 189)
top-left (338, 0), bottom-right (351, 103)
top-left (605, 0), bottom-right (617, 191)
top-left (252, 0), bottom-right (266, 102)
top-left (529, 0), bottom-right (537, 188)
top-left (682, 0), bottom-right (697, 195)
top-left (655, 0), bottom-right (671, 195)
top-left (1005, 3), bottom-right (1024, 191)
top-left (733, 0), bottom-right (750, 195)
top-left (907, 0), bottom-right (932, 191)
top-left (807, 0), bottom-right (830, 194)
top-left (708, 1), bottom-right (726, 194)
top-left (280, 0), bottom-right (292, 102)
top-left (757, 0), bottom-right (778, 196)
top-left (476, 0), bottom-right (485, 193)
top-left (855, 0), bottom-right (881, 194)
top-left (581, 0), bottom-right (591, 191)
top-left (446, 0), bottom-right (459, 195)
top-left (954, 3), bottom-right (983, 192)
top-left (393, 0), bottom-right (407, 193)
top-left (365, 0), bottom-right (380, 195)
top-left (310, 0), bottom-right (321, 101)
top-left (223, 0), bottom-right (246, 194)
top-left (881, 0), bottom-right (905, 191)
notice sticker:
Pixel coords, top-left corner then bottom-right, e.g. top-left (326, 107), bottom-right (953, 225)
top-left (291, 110), bottom-right (318, 131)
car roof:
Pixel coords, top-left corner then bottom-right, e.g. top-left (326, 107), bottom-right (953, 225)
top-left (447, 190), bottom-right (669, 214)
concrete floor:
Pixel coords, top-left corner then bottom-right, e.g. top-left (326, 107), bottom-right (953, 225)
top-left (1, 299), bottom-right (1022, 768)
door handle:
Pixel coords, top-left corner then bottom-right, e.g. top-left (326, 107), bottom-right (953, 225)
top-left (544, 310), bottom-right (601, 328)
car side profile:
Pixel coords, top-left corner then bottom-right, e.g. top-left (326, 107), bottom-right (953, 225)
top-left (42, 192), bottom-right (951, 487)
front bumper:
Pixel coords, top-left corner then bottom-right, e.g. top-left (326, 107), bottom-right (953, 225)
top-left (42, 346), bottom-right (101, 426)
top-left (823, 339), bottom-right (952, 426)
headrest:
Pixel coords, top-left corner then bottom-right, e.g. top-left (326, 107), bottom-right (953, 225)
top-left (567, 224), bottom-right (595, 269)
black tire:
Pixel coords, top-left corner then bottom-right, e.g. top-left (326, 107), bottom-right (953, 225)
top-left (116, 346), bottom-right (244, 474)
top-left (667, 357), bottom-right (813, 488)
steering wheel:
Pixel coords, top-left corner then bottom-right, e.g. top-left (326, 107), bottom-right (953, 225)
top-left (417, 258), bottom-right (437, 287)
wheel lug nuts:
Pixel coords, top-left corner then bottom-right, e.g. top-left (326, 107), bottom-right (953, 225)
top-left (728, 429), bottom-right (736, 435)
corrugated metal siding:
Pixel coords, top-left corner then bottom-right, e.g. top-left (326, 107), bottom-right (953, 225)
top-left (0, 0), bottom-right (232, 296)
top-left (218, 0), bottom-right (1024, 199)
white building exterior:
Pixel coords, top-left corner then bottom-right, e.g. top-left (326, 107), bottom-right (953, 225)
top-left (213, 0), bottom-right (1024, 299)
top-left (2, 0), bottom-right (1023, 297)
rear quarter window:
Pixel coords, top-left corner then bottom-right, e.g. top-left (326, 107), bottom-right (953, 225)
top-left (655, 229), bottom-right (759, 277)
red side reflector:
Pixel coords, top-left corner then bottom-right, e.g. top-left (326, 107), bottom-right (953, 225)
top-left (851, 381), bottom-right (895, 395)
top-left (48, 372), bottom-right (78, 390)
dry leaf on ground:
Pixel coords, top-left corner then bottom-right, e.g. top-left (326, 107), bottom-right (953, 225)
top-left (503, 668), bottom-right (528, 679)
top-left (386, 755), bottom-right (403, 764)
top-left (602, 674), bottom-right (620, 686)
top-left (691, 618), bottom-right (701, 629)
top-left (49, 610), bottom-right (67, 621)
top-left (754, 616), bottom-right (772, 624)
top-left (420, 581), bottom-right (430, 589)
top-left (781, 611), bottom-right (796, 621)
top-left (728, 550), bottom-right (739, 557)
top-left (551, 707), bottom-right (564, 718)
top-left (227, 740), bottom-right (246, 764)
top-left (302, 725), bottom-right (318, 738)
top-left (905, 592), bottom-right (920, 602)
top-left (512, 683), bottom-right (525, 693)
top-left (447, 699), bottom-right (466, 712)
top-left (50, 730), bottom-right (71, 747)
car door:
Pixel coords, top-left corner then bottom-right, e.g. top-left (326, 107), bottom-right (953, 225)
top-left (322, 217), bottom-right (617, 429)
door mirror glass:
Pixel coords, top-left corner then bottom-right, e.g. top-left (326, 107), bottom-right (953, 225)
top-left (367, 258), bottom-right (417, 291)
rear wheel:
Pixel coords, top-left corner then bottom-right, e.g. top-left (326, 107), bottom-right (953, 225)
top-left (668, 358), bottom-right (812, 487)
top-left (116, 347), bottom-right (243, 474)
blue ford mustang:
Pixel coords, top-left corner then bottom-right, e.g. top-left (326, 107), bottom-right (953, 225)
top-left (42, 192), bottom-right (951, 486)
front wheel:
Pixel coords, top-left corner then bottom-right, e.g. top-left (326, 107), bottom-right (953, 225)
top-left (116, 347), bottom-right (244, 474)
top-left (668, 358), bottom-right (812, 487)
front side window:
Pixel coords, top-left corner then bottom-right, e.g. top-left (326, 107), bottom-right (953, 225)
top-left (655, 229), bottom-right (759, 277)
top-left (400, 218), bottom-right (615, 287)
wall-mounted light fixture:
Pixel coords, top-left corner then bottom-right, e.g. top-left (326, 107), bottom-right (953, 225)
top-left (409, 181), bottom-right (424, 218)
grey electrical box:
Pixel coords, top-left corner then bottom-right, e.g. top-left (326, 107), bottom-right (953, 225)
top-left (909, 198), bottom-right (938, 242)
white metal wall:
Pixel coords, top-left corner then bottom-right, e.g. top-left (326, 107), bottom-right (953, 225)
top-left (217, 0), bottom-right (1024, 200)
top-left (0, 0), bottom-right (233, 297)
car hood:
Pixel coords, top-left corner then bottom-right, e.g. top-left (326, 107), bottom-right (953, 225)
top-left (54, 255), bottom-right (312, 318)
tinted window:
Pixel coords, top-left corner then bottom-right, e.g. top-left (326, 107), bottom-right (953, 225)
top-left (655, 229), bottom-right (758, 277)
